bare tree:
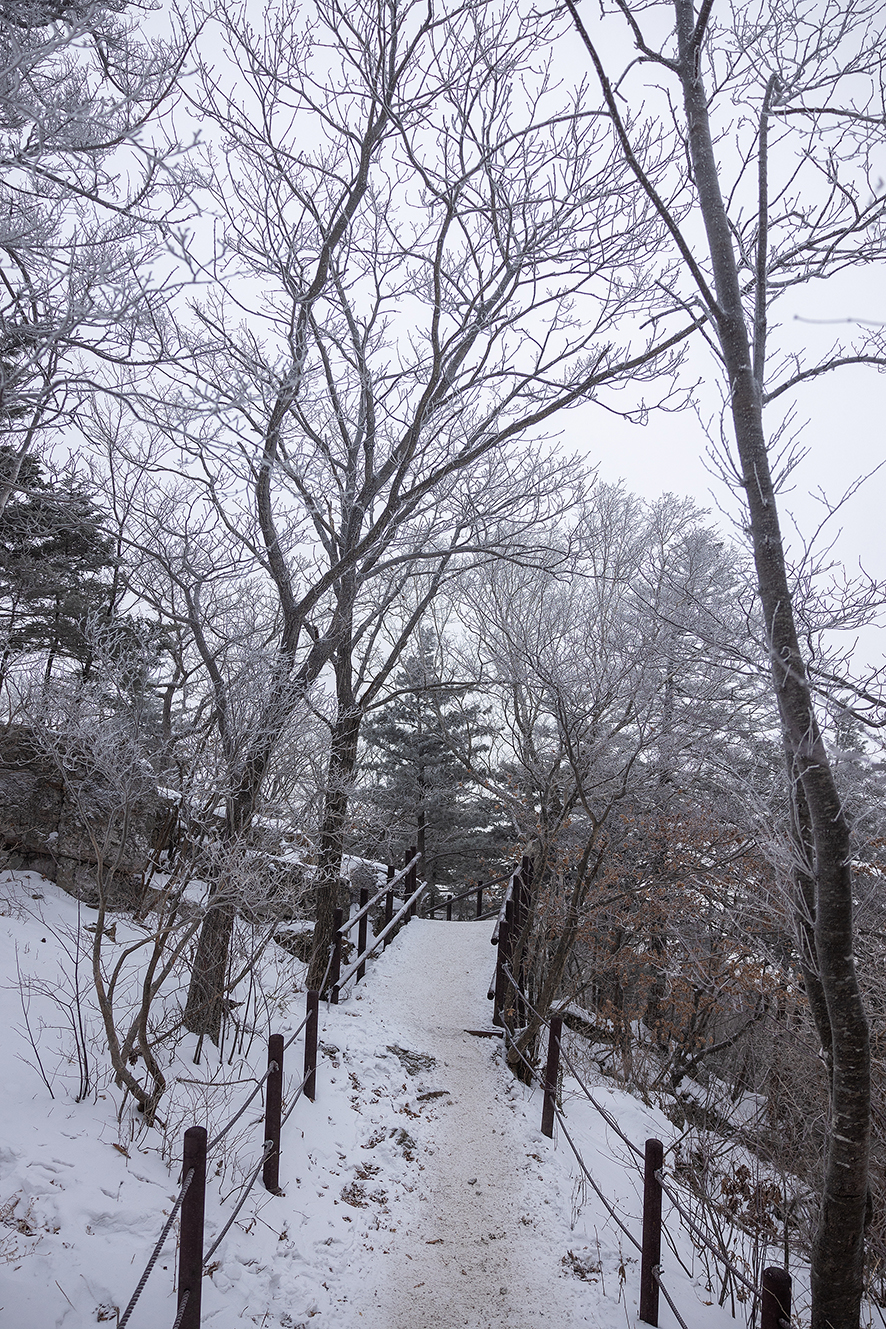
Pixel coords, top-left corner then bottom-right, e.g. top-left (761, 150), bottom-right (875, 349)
top-left (95, 0), bottom-right (700, 1036)
top-left (566, 0), bottom-right (886, 1322)
top-left (0, 0), bottom-right (193, 512)
top-left (452, 486), bottom-right (769, 1069)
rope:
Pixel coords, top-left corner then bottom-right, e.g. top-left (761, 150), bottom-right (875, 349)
top-left (118, 1168), bottom-right (194, 1328)
top-left (281, 1067), bottom-right (314, 1128)
top-left (171, 1288), bottom-right (190, 1329)
top-left (119, 995), bottom-right (322, 1324)
top-left (203, 1005), bottom-right (311, 1153)
top-left (207, 1065), bottom-right (276, 1153)
top-left (556, 1041), bottom-right (645, 1163)
top-left (283, 1010), bottom-right (310, 1051)
top-left (553, 1105), bottom-right (643, 1254)
top-left (498, 963), bottom-right (759, 1306)
top-left (501, 964), bottom-right (644, 1162)
top-left (202, 1140), bottom-right (274, 1267)
top-left (654, 1267), bottom-right (693, 1329)
top-left (655, 1170), bottom-right (758, 1296)
top-left (492, 1011), bottom-right (643, 1259)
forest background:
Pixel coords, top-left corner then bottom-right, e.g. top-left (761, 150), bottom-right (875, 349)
top-left (1, 1), bottom-right (886, 1328)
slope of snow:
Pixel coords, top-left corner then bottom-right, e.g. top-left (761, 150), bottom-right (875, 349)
top-left (0, 871), bottom-right (800, 1328)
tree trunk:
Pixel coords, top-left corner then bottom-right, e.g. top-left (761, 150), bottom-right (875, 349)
top-left (182, 886), bottom-right (234, 1045)
top-left (307, 650), bottom-right (362, 994)
top-left (673, 4), bottom-right (871, 1323)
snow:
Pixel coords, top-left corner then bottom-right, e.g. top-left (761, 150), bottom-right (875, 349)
top-left (0, 870), bottom-right (803, 1328)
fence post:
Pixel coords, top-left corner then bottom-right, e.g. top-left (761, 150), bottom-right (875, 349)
top-left (304, 989), bottom-right (319, 1102)
top-left (357, 887), bottom-right (369, 982)
top-left (541, 1015), bottom-right (562, 1138)
top-left (476, 881), bottom-right (483, 918)
top-left (330, 907), bottom-right (343, 1004)
top-left (384, 865), bottom-right (394, 949)
top-left (640, 1138), bottom-right (663, 1326)
top-left (261, 1034), bottom-right (284, 1194)
top-left (407, 846), bottom-right (418, 919)
top-left (492, 915), bottom-right (512, 1029)
top-left (761, 1268), bottom-right (792, 1329)
top-left (177, 1126), bottom-right (206, 1329)
top-left (446, 895), bottom-right (453, 921)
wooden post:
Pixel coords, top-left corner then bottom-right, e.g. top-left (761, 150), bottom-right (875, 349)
top-left (262, 1034), bottom-right (284, 1193)
top-left (330, 907), bottom-right (343, 1004)
top-left (446, 896), bottom-right (453, 921)
top-left (476, 881), bottom-right (483, 918)
top-left (492, 916), bottom-right (512, 1029)
top-left (384, 865), bottom-right (394, 949)
top-left (357, 886), bottom-right (369, 982)
top-left (639, 1138), bottom-right (663, 1326)
top-left (407, 846), bottom-right (418, 919)
top-left (761, 1267), bottom-right (791, 1329)
top-left (304, 989), bottom-right (319, 1102)
top-left (177, 1126), bottom-right (206, 1329)
top-left (541, 1015), bottom-right (562, 1138)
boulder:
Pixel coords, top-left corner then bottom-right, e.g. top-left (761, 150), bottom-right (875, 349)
top-left (0, 726), bottom-right (170, 908)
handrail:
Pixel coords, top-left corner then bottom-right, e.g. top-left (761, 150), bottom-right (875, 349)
top-left (423, 879), bottom-right (485, 912)
top-left (337, 854), bottom-right (420, 938)
top-left (335, 874), bottom-right (428, 993)
top-left (490, 868), bottom-right (518, 945)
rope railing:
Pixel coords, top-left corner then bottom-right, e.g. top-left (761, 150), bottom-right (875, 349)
top-left (496, 958), bottom-right (790, 1329)
top-left (202, 1140), bottom-right (275, 1267)
top-left (207, 1064), bottom-right (277, 1153)
top-left (117, 1167), bottom-right (195, 1328)
top-left (119, 982), bottom-right (323, 1328)
top-left (120, 851), bottom-right (429, 1326)
top-left (653, 1267), bottom-right (693, 1329)
top-left (655, 1168), bottom-right (758, 1296)
top-left (171, 1288), bottom-right (191, 1329)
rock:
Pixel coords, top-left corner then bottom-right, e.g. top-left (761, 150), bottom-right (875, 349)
top-left (0, 725), bottom-right (171, 908)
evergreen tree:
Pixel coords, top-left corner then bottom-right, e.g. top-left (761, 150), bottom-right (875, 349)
top-left (360, 635), bottom-right (503, 895)
top-left (0, 447), bottom-right (117, 685)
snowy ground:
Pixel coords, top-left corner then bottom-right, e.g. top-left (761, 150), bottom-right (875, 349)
top-left (0, 871), bottom-right (802, 1328)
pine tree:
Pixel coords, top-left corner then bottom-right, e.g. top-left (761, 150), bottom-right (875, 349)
top-left (0, 448), bottom-right (117, 685)
top-left (360, 635), bottom-right (502, 896)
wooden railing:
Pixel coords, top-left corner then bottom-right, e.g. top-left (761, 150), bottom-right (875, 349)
top-left (423, 879), bottom-right (487, 920)
top-left (330, 849), bottom-right (422, 1002)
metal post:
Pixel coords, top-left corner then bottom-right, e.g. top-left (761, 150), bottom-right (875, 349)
top-left (177, 1126), bottom-right (206, 1329)
top-left (330, 907), bottom-right (343, 1004)
top-left (761, 1268), bottom-right (792, 1329)
top-left (476, 881), bottom-right (483, 918)
top-left (446, 896), bottom-right (453, 921)
top-left (357, 886), bottom-right (369, 982)
top-left (384, 865), bottom-right (394, 949)
top-left (262, 1034), bottom-right (284, 1193)
top-left (541, 1015), bottom-right (562, 1138)
top-left (639, 1138), bottom-right (663, 1326)
top-left (304, 989), bottom-right (319, 1102)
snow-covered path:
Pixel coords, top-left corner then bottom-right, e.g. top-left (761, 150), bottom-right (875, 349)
top-left (3, 875), bottom-right (748, 1329)
top-left (339, 919), bottom-right (600, 1329)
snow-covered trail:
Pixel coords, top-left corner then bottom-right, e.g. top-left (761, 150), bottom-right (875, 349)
top-left (344, 919), bottom-right (600, 1329)
top-left (0, 873), bottom-right (747, 1329)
